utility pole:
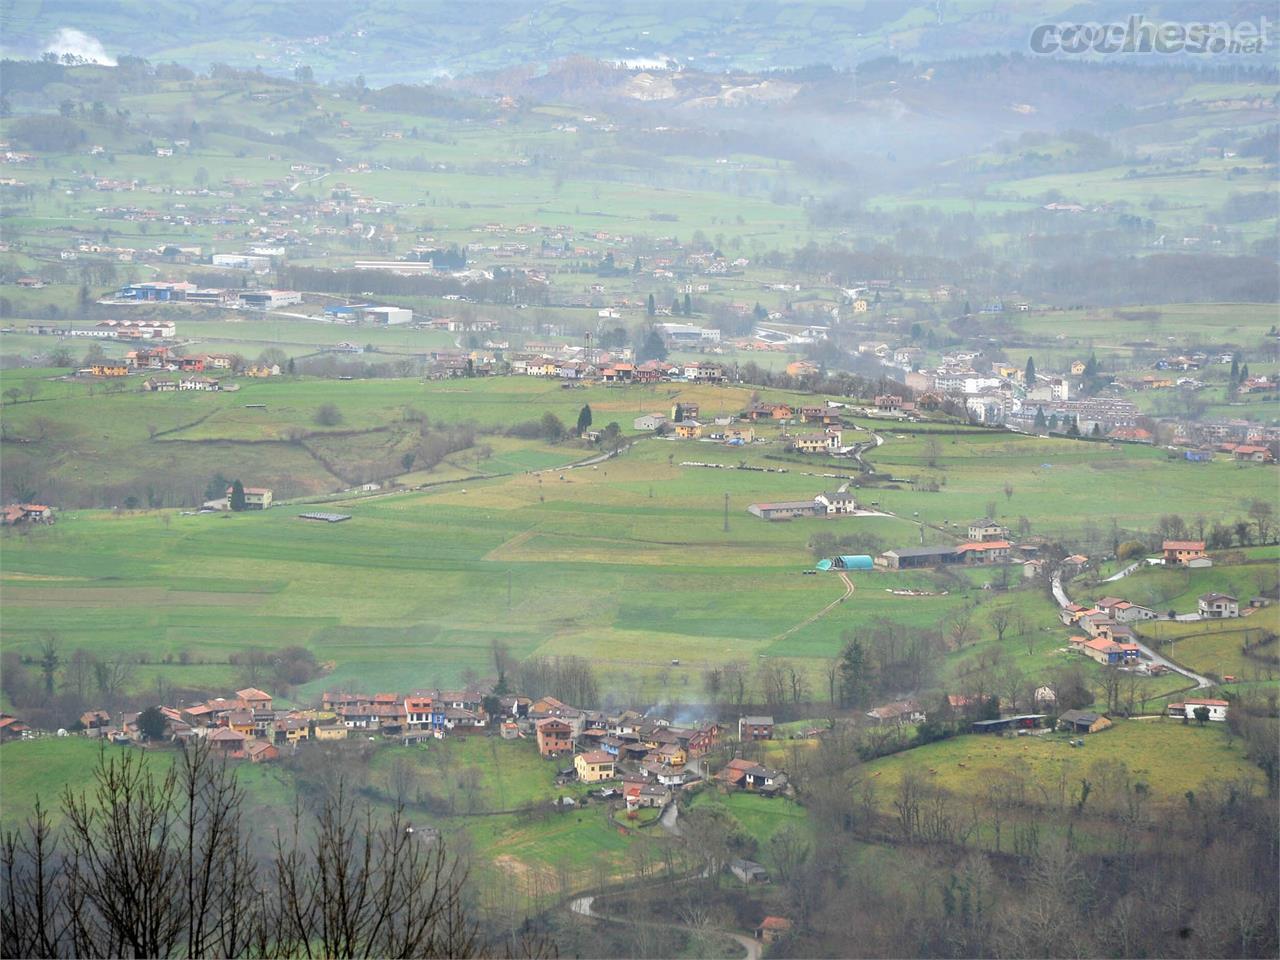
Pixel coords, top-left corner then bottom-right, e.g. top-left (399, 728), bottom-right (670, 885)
top-left (723, 492), bottom-right (730, 532)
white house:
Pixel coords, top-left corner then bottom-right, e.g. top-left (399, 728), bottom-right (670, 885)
top-left (815, 491), bottom-right (858, 515)
top-left (1168, 698), bottom-right (1229, 722)
top-left (1197, 593), bottom-right (1239, 619)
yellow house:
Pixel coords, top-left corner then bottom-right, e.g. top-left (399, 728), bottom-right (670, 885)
top-left (674, 420), bottom-right (702, 439)
top-left (91, 362), bottom-right (128, 377)
top-left (575, 750), bottom-right (616, 783)
top-left (313, 724), bottom-right (348, 741)
top-left (227, 710), bottom-right (255, 737)
top-left (852, 299), bottom-right (868, 313)
top-left (654, 743), bottom-right (686, 767)
top-left (274, 719), bottom-right (309, 743)
top-left (1070, 360), bottom-right (1086, 375)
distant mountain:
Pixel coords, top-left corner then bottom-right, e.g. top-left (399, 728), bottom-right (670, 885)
top-left (3, 0), bottom-right (1271, 85)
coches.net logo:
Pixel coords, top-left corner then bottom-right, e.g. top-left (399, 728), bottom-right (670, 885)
top-left (1030, 14), bottom-right (1272, 55)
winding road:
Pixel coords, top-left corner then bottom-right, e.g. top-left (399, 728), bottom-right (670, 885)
top-left (570, 894), bottom-right (761, 960)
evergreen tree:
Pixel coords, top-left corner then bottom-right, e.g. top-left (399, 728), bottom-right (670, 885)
top-left (287, 357), bottom-right (296, 375)
top-left (1034, 407), bottom-right (1047, 428)
top-left (230, 479), bottom-right (246, 511)
top-left (683, 292), bottom-right (692, 316)
top-left (1230, 355), bottom-right (1239, 383)
top-left (637, 329), bottom-right (668, 363)
top-left (671, 299), bottom-right (680, 316)
top-left (837, 636), bottom-right (871, 709)
top-left (1240, 363), bottom-right (1249, 381)
top-left (576, 404), bottom-right (593, 436)
top-left (1066, 416), bottom-right (1081, 437)
top-left (646, 293), bottom-right (655, 317)
top-left (137, 705), bottom-right (167, 741)
top-left (1025, 356), bottom-right (1036, 384)
top-left (1091, 422), bottom-right (1102, 437)
top-left (753, 302), bottom-right (768, 322)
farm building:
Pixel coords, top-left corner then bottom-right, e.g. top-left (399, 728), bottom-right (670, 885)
top-left (747, 500), bottom-right (824, 520)
top-left (730, 859), bottom-right (769, 884)
top-left (815, 555), bottom-right (874, 571)
top-left (970, 714), bottom-right (1046, 734)
top-left (1056, 710), bottom-right (1113, 734)
top-left (755, 917), bottom-right (792, 945)
top-left (876, 545), bottom-right (962, 569)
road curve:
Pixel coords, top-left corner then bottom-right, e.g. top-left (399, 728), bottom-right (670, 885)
top-left (570, 895), bottom-right (761, 960)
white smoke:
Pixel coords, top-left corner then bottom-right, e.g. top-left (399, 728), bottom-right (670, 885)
top-left (42, 28), bottom-right (116, 66)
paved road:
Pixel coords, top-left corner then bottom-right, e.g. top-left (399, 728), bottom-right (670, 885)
top-left (1103, 561), bottom-right (1141, 582)
top-left (1052, 571), bottom-right (1212, 690)
top-left (659, 800), bottom-right (681, 836)
top-left (570, 894), bottom-right (760, 960)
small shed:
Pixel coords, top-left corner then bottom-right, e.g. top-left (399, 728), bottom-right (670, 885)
top-left (1056, 710), bottom-right (1112, 734)
top-left (729, 858), bottom-right (769, 884)
top-left (970, 714), bottom-right (1046, 734)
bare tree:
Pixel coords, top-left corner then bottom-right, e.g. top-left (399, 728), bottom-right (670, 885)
top-left (989, 607), bottom-right (1011, 644)
top-left (2, 745), bottom-right (551, 959)
top-left (949, 610), bottom-right (975, 649)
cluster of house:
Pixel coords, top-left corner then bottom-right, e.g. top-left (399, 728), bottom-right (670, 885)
top-left (875, 518), bottom-right (1014, 569)
top-left (78, 687), bottom-right (332, 763)
top-left (1060, 595), bottom-right (1152, 664)
top-left (86, 347), bottom-right (236, 376)
top-left (1, 503), bottom-right (53, 526)
top-left (323, 689), bottom-right (491, 736)
top-left (508, 356), bottom-right (726, 384)
top-left (533, 698), bottom-right (732, 808)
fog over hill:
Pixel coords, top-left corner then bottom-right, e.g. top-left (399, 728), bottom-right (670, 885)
top-left (3, 0), bottom-right (1275, 82)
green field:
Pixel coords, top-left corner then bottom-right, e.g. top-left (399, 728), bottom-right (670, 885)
top-left (1141, 606), bottom-right (1280, 681)
top-left (862, 719), bottom-right (1263, 810)
top-left (4, 376), bottom-right (1270, 706)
